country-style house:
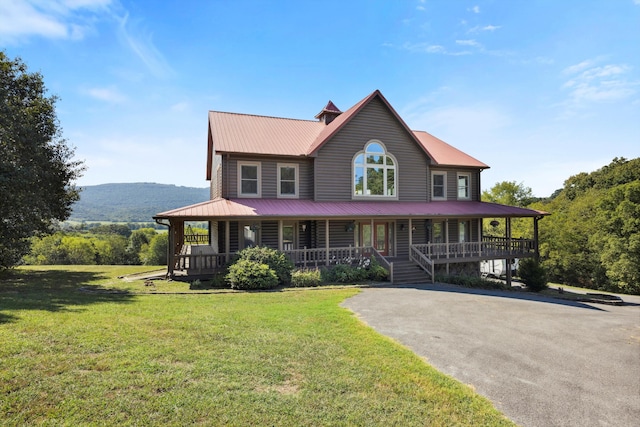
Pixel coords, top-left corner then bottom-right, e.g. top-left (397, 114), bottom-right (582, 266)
top-left (154, 90), bottom-right (547, 284)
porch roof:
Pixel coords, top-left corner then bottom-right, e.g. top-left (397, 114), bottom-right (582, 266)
top-left (154, 198), bottom-right (548, 221)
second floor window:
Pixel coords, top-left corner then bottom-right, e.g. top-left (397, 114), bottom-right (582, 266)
top-left (238, 162), bottom-right (261, 197)
top-left (457, 173), bottom-right (470, 199)
top-left (278, 164), bottom-right (298, 198)
top-left (353, 141), bottom-right (397, 198)
top-left (432, 171), bottom-right (446, 200)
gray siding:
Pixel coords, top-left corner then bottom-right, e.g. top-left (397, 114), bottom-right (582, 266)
top-left (431, 168), bottom-right (481, 201)
top-left (261, 221), bottom-right (279, 249)
top-left (314, 97), bottom-right (430, 202)
top-left (223, 155), bottom-right (313, 199)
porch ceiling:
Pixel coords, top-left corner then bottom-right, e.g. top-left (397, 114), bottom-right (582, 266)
top-left (154, 198), bottom-right (548, 221)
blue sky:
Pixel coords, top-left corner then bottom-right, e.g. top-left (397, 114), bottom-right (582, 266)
top-left (1, 0), bottom-right (639, 197)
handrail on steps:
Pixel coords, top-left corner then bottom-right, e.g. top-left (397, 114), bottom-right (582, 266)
top-left (410, 245), bottom-right (434, 283)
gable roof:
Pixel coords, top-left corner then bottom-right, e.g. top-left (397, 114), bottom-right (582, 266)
top-left (413, 130), bottom-right (489, 168)
top-left (314, 100), bottom-right (342, 118)
top-left (207, 90), bottom-right (488, 172)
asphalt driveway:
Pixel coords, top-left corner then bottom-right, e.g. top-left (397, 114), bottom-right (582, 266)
top-left (342, 284), bottom-right (640, 427)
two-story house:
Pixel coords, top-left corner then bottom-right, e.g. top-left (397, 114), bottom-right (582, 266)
top-left (154, 90), bottom-right (547, 284)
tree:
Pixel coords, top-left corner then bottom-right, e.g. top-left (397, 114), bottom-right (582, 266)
top-left (0, 52), bottom-right (84, 270)
top-left (482, 181), bottom-right (535, 238)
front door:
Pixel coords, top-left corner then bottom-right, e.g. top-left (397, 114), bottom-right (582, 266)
top-left (374, 222), bottom-right (388, 256)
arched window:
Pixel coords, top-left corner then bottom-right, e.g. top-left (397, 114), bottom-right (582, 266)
top-left (353, 141), bottom-right (397, 198)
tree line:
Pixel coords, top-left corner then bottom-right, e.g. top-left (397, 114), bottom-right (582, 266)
top-left (484, 158), bottom-right (639, 295)
top-left (23, 224), bottom-right (169, 266)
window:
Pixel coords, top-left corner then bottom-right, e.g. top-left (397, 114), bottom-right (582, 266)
top-left (432, 171), bottom-right (446, 200)
top-left (432, 222), bottom-right (444, 243)
top-left (353, 141), bottom-right (397, 198)
top-left (277, 163), bottom-right (298, 198)
top-left (457, 173), bottom-right (470, 200)
top-left (238, 162), bottom-right (261, 197)
top-left (282, 224), bottom-right (295, 251)
top-left (459, 221), bottom-right (468, 242)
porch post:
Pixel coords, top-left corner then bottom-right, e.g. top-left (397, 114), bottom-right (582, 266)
top-left (478, 219), bottom-right (482, 256)
top-left (445, 219), bottom-right (450, 275)
top-left (408, 218), bottom-right (413, 247)
top-left (505, 217), bottom-right (512, 287)
top-left (534, 216), bottom-right (540, 261)
top-left (167, 220), bottom-right (175, 276)
top-left (325, 219), bottom-right (330, 266)
top-left (278, 220), bottom-right (283, 251)
top-left (225, 220), bottom-right (230, 262)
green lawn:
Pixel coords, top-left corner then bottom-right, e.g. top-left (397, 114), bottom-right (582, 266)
top-left (1, 266), bottom-right (514, 426)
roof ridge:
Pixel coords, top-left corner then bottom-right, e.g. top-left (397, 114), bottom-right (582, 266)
top-left (209, 110), bottom-right (319, 123)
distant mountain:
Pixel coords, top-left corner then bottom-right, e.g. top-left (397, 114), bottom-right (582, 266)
top-left (70, 183), bottom-right (210, 222)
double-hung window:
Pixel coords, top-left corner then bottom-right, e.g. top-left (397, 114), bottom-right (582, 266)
top-left (457, 173), bottom-right (471, 200)
top-left (432, 171), bottom-right (446, 200)
top-left (277, 163), bottom-right (298, 198)
top-left (238, 162), bottom-right (261, 197)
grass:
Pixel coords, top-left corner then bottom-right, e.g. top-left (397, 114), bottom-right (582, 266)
top-left (1, 266), bottom-right (514, 426)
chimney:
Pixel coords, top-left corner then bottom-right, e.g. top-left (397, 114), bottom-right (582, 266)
top-left (314, 100), bottom-right (342, 124)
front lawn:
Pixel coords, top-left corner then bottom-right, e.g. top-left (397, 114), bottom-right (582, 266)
top-left (0, 266), bottom-right (514, 426)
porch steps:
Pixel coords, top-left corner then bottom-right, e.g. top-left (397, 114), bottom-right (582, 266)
top-left (392, 260), bottom-right (432, 285)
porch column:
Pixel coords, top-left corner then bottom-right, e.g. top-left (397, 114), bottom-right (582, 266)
top-left (325, 219), bottom-right (330, 266)
top-left (445, 219), bottom-right (450, 275)
top-left (534, 216), bottom-right (540, 261)
top-left (408, 218), bottom-right (413, 247)
top-left (477, 219), bottom-right (482, 256)
top-left (278, 220), bottom-right (283, 251)
top-left (167, 221), bottom-right (175, 276)
top-left (505, 217), bottom-right (512, 287)
top-left (225, 220), bottom-right (230, 262)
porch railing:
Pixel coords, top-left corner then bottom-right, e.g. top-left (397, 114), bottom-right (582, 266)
top-left (174, 253), bottom-right (227, 273)
top-left (410, 245), bottom-right (434, 282)
top-left (412, 236), bottom-right (536, 261)
top-left (283, 246), bottom-right (374, 268)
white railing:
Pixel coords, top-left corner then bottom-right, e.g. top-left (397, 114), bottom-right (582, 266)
top-left (283, 246), bottom-right (374, 268)
top-left (412, 237), bottom-right (536, 261)
top-left (410, 245), bottom-right (434, 282)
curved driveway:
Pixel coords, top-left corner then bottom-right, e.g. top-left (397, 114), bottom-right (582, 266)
top-left (342, 284), bottom-right (640, 427)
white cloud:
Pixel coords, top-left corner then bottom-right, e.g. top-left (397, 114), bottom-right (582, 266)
top-left (83, 86), bottom-right (127, 103)
top-left (401, 42), bottom-right (471, 56)
top-left (561, 60), bottom-right (637, 107)
top-left (0, 0), bottom-right (112, 43)
top-left (116, 13), bottom-right (175, 79)
top-left (456, 39), bottom-right (481, 47)
top-left (469, 6), bottom-right (480, 13)
top-left (468, 24), bottom-right (502, 33)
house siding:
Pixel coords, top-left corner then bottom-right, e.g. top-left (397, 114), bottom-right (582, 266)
top-left (430, 168), bottom-right (480, 201)
top-left (314, 97), bottom-right (430, 202)
top-left (223, 155), bottom-right (313, 199)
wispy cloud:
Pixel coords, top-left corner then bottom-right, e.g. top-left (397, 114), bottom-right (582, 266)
top-left (469, 6), bottom-right (481, 13)
top-left (468, 24), bottom-right (501, 33)
top-left (116, 13), bottom-right (175, 79)
top-left (401, 42), bottom-right (472, 56)
top-left (562, 60), bottom-right (637, 105)
top-left (83, 86), bottom-right (127, 103)
top-left (0, 0), bottom-right (111, 44)
top-left (456, 39), bottom-right (481, 48)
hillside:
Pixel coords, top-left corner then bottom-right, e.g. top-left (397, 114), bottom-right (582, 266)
top-left (70, 183), bottom-right (210, 222)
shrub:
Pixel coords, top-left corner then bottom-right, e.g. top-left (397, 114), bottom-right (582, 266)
top-left (321, 263), bottom-right (368, 284)
top-left (435, 274), bottom-right (509, 290)
top-left (226, 259), bottom-right (278, 290)
top-left (518, 258), bottom-right (548, 292)
top-left (368, 257), bottom-right (389, 281)
top-left (290, 269), bottom-right (322, 287)
top-left (234, 246), bottom-right (293, 285)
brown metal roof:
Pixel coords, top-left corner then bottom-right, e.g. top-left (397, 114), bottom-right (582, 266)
top-left (155, 198), bottom-right (547, 220)
top-left (413, 130), bottom-right (489, 169)
top-left (207, 90), bottom-right (490, 168)
top-left (314, 100), bottom-right (342, 118)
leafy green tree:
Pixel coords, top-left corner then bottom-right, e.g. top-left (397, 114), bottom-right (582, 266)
top-left (141, 233), bottom-right (168, 265)
top-left (482, 181), bottom-right (535, 238)
top-left (0, 52), bottom-right (84, 270)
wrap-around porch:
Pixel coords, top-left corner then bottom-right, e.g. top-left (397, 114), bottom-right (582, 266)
top-left (164, 217), bottom-right (540, 285)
